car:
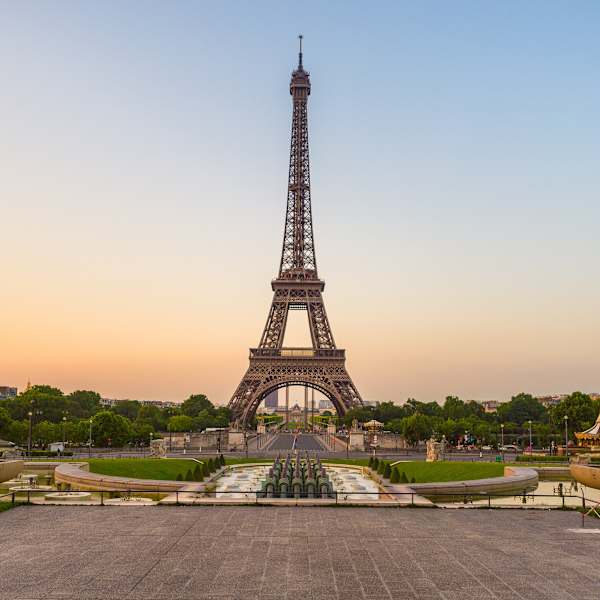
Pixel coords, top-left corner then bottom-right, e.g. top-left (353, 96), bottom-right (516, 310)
top-left (481, 445), bottom-right (492, 451)
top-left (499, 444), bottom-right (520, 453)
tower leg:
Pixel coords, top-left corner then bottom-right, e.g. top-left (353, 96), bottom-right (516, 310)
top-left (311, 387), bottom-right (315, 431)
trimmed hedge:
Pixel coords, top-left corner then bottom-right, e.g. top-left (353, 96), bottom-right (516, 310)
top-left (383, 462), bottom-right (392, 479)
top-left (516, 455), bottom-right (600, 464)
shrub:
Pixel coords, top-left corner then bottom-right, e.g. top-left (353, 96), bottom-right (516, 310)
top-left (410, 476), bottom-right (416, 483)
top-left (202, 462), bottom-right (210, 478)
top-left (390, 467), bottom-right (400, 484)
top-left (219, 454), bottom-right (226, 466)
top-left (193, 464), bottom-right (203, 481)
top-left (176, 473), bottom-right (183, 481)
top-left (383, 463), bottom-right (392, 479)
top-left (377, 461), bottom-right (386, 475)
top-left (368, 456), bottom-right (374, 468)
top-left (372, 457), bottom-right (379, 471)
top-left (185, 469), bottom-right (194, 482)
top-left (400, 472), bottom-right (409, 484)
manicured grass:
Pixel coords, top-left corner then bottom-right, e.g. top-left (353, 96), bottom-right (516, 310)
top-left (323, 458), bottom-right (371, 467)
top-left (87, 458), bottom-right (201, 480)
top-left (225, 457), bottom-right (272, 465)
top-left (384, 461), bottom-right (504, 483)
top-left (0, 501), bottom-right (17, 513)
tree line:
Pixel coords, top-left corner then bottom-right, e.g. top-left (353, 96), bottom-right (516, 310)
top-left (341, 392), bottom-right (599, 447)
top-left (0, 385), bottom-right (230, 448)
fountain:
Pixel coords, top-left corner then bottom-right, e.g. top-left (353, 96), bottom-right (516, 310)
top-left (258, 453), bottom-right (333, 498)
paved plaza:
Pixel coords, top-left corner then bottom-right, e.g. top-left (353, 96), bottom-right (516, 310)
top-left (0, 506), bottom-right (598, 600)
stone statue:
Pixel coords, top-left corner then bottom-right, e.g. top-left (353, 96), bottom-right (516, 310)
top-left (426, 436), bottom-right (442, 462)
top-left (351, 418), bottom-right (359, 432)
top-left (150, 438), bottom-right (166, 458)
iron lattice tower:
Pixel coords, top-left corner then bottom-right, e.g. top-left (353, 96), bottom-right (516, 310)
top-left (229, 39), bottom-right (363, 426)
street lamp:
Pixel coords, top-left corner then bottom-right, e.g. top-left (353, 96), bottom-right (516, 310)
top-left (27, 411), bottom-right (33, 457)
top-left (564, 415), bottom-right (569, 459)
top-left (528, 420), bottom-right (532, 456)
top-left (88, 419), bottom-right (93, 458)
top-left (62, 415), bottom-right (67, 449)
top-left (500, 423), bottom-right (505, 450)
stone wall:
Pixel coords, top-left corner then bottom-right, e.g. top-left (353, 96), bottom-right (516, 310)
top-left (0, 460), bottom-right (24, 483)
top-left (159, 431), bottom-right (228, 451)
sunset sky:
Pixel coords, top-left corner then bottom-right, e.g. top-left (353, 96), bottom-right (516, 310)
top-left (2, 2), bottom-right (599, 405)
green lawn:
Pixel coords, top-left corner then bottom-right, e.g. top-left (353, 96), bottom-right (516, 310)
top-left (323, 458), bottom-right (371, 467)
top-left (87, 458), bottom-right (201, 480)
top-left (0, 502), bottom-right (17, 513)
top-left (224, 457), bottom-right (272, 465)
top-left (384, 461), bottom-right (504, 483)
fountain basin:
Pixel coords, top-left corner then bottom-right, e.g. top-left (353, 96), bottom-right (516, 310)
top-left (44, 491), bottom-right (92, 503)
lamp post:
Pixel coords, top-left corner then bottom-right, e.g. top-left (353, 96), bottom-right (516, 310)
top-left (500, 423), bottom-right (505, 459)
top-left (62, 415), bottom-right (67, 449)
top-left (88, 419), bottom-right (93, 458)
top-left (27, 411), bottom-right (33, 458)
top-left (528, 420), bottom-right (532, 456)
top-left (564, 415), bottom-right (569, 459)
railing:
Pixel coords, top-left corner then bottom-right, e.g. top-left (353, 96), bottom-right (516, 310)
top-left (250, 347), bottom-right (345, 359)
top-left (2, 488), bottom-right (598, 521)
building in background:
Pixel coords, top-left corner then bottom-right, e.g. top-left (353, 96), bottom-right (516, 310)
top-left (264, 390), bottom-right (279, 410)
top-left (100, 397), bottom-right (178, 409)
top-left (0, 386), bottom-right (17, 399)
top-left (536, 395), bottom-right (567, 409)
top-left (477, 400), bottom-right (501, 414)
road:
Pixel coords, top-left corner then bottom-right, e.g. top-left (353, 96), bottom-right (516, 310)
top-left (267, 432), bottom-right (326, 452)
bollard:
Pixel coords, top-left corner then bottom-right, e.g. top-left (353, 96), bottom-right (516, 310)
top-left (12, 492), bottom-right (15, 505)
top-left (100, 491), bottom-right (104, 506)
top-left (176, 491), bottom-right (179, 506)
top-left (411, 493), bottom-right (414, 507)
top-left (27, 489), bottom-right (31, 505)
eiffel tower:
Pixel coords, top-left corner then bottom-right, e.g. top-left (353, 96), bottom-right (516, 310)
top-left (229, 38), bottom-right (363, 426)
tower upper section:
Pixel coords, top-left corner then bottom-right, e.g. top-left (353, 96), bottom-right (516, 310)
top-left (278, 36), bottom-right (318, 281)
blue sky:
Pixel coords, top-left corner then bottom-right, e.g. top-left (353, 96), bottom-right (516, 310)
top-left (1, 2), bottom-right (599, 403)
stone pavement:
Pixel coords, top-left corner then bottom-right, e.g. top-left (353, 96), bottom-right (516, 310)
top-left (0, 506), bottom-right (598, 599)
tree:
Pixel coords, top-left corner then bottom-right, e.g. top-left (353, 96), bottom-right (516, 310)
top-left (91, 411), bottom-right (132, 446)
top-left (371, 457), bottom-right (379, 471)
top-left (497, 393), bottom-right (546, 425)
top-left (401, 414), bottom-right (434, 445)
top-left (185, 469), bottom-right (194, 482)
top-left (193, 464), bottom-right (203, 481)
top-left (551, 392), bottom-right (596, 438)
top-left (0, 407), bottom-right (12, 435)
top-left (137, 404), bottom-right (166, 430)
top-left (111, 400), bottom-right (140, 421)
top-left (442, 396), bottom-right (466, 420)
top-left (390, 467), bottom-right (400, 483)
top-left (131, 420), bottom-right (154, 445)
top-left (181, 394), bottom-right (213, 418)
top-left (33, 421), bottom-right (60, 446)
top-left (168, 415), bottom-right (194, 432)
top-left (342, 407), bottom-right (374, 428)
top-left (374, 401), bottom-right (407, 423)
top-left (383, 462), bottom-right (392, 479)
top-left (67, 390), bottom-right (102, 419)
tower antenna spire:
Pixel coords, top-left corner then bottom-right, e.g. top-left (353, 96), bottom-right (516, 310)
top-left (298, 34), bottom-right (303, 69)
